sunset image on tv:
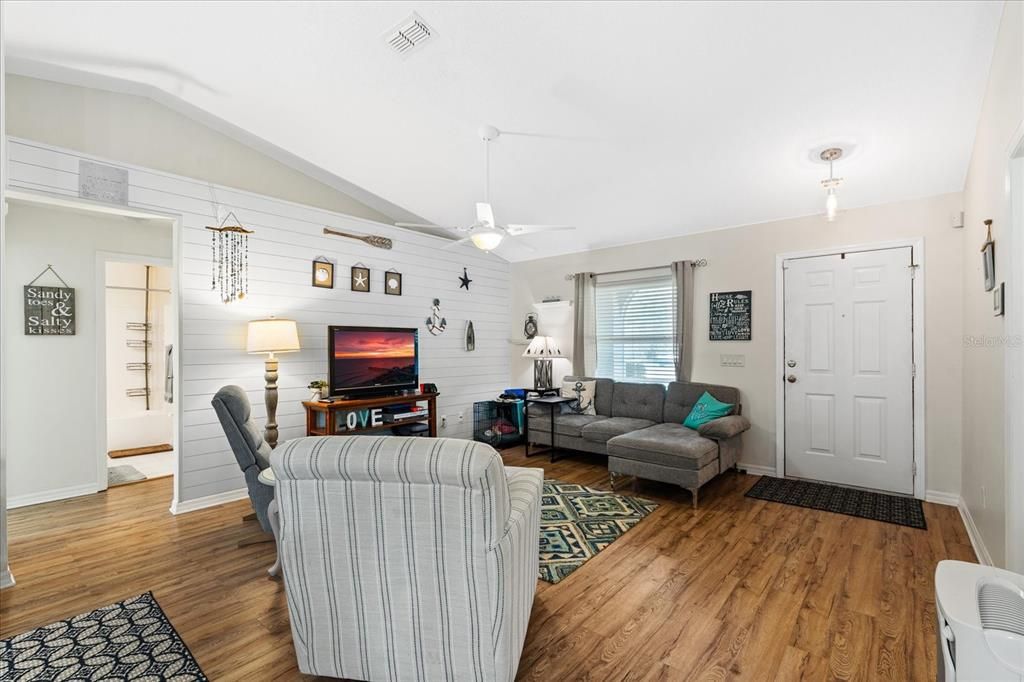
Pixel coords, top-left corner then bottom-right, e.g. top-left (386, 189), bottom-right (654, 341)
top-left (332, 329), bottom-right (417, 388)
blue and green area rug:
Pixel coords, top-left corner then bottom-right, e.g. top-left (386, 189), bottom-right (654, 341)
top-left (539, 479), bottom-right (659, 584)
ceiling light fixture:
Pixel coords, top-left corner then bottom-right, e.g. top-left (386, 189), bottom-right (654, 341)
top-left (470, 231), bottom-right (503, 251)
top-left (820, 147), bottom-right (843, 222)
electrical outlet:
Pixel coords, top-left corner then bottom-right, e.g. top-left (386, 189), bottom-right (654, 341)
top-left (457, 412), bottom-right (465, 422)
top-left (440, 415), bottom-right (448, 429)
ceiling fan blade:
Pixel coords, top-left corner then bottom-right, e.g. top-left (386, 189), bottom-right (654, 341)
top-left (395, 222), bottom-right (458, 230)
top-left (441, 237), bottom-right (473, 250)
top-left (505, 224), bottom-right (576, 234)
top-left (475, 202), bottom-right (495, 228)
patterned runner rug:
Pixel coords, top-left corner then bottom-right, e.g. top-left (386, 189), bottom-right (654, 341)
top-left (1, 592), bottom-right (207, 681)
top-left (745, 476), bottom-right (926, 529)
top-left (539, 479), bottom-right (659, 584)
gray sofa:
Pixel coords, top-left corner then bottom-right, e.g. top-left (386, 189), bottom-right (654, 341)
top-left (528, 376), bottom-right (750, 507)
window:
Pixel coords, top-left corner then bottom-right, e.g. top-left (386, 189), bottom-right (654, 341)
top-left (594, 270), bottom-right (676, 383)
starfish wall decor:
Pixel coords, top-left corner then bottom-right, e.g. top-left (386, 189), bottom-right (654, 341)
top-left (459, 267), bottom-right (473, 290)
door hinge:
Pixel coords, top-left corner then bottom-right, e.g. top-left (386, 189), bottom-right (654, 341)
top-left (912, 363), bottom-right (916, 378)
top-left (912, 461), bottom-right (917, 477)
top-left (909, 263), bottom-right (919, 278)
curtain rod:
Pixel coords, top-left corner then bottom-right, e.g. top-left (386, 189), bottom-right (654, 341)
top-left (563, 259), bottom-right (707, 281)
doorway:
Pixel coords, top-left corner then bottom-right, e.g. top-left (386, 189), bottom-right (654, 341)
top-left (778, 242), bottom-right (923, 496)
top-left (103, 259), bottom-right (175, 488)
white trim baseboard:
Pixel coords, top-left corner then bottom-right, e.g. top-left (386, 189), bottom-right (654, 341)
top-left (925, 490), bottom-right (961, 506)
top-left (7, 483), bottom-right (98, 509)
top-left (737, 462), bottom-right (777, 477)
top-left (169, 488), bottom-right (248, 515)
top-left (0, 565), bottom-right (14, 589)
top-left (957, 497), bottom-right (993, 566)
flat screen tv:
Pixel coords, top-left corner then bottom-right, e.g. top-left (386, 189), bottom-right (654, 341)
top-left (327, 325), bottom-right (419, 398)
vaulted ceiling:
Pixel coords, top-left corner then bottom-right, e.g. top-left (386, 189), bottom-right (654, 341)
top-left (3, 1), bottom-right (1004, 260)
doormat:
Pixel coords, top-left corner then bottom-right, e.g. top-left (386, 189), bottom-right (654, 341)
top-left (745, 476), bottom-right (926, 529)
top-left (539, 479), bottom-right (659, 583)
top-left (0, 592), bottom-right (207, 681)
top-left (108, 464), bottom-right (147, 487)
top-left (109, 443), bottom-right (173, 459)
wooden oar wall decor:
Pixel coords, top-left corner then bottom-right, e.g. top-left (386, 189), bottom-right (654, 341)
top-left (323, 227), bottom-right (393, 250)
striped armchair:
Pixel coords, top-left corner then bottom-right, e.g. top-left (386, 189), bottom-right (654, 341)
top-left (271, 436), bottom-right (543, 681)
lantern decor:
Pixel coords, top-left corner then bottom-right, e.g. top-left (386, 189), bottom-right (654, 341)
top-left (206, 210), bottom-right (253, 303)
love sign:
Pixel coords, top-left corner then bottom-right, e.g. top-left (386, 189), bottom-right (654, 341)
top-left (24, 285), bottom-right (76, 336)
top-left (340, 408), bottom-right (384, 431)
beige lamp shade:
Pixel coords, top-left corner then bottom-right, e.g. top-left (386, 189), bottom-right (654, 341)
top-left (247, 318), bottom-right (301, 355)
top-left (522, 335), bottom-right (566, 359)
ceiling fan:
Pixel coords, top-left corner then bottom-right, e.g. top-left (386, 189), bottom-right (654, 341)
top-left (395, 125), bottom-right (575, 251)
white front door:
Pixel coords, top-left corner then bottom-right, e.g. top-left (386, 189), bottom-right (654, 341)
top-left (783, 247), bottom-right (915, 494)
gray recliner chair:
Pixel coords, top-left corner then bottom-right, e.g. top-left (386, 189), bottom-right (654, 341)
top-left (212, 385), bottom-right (275, 533)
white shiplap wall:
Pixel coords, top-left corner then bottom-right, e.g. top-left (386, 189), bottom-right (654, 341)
top-left (6, 137), bottom-right (511, 508)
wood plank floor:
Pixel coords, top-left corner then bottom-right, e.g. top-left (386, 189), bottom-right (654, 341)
top-left (1, 447), bottom-right (975, 680)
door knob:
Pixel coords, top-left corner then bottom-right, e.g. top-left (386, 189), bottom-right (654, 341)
top-left (786, 375), bottom-right (797, 383)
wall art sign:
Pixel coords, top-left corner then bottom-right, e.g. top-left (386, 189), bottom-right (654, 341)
top-left (709, 290), bottom-right (751, 341)
top-left (24, 265), bottom-right (76, 335)
top-left (79, 160), bottom-right (129, 205)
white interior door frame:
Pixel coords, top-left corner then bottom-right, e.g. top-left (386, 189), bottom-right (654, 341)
top-left (95, 250), bottom-right (174, 493)
top-left (5, 188), bottom-right (184, 508)
top-left (774, 238), bottom-right (926, 499)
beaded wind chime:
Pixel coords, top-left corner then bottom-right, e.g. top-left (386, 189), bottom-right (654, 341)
top-left (206, 210), bottom-right (253, 303)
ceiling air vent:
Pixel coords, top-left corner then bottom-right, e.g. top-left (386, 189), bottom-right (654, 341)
top-left (384, 13), bottom-right (435, 57)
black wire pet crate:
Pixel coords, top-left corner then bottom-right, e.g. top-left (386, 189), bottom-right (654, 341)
top-left (473, 400), bottom-right (525, 449)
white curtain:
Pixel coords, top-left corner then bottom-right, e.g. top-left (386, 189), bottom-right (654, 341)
top-left (671, 260), bottom-right (694, 381)
top-left (571, 272), bottom-right (597, 375)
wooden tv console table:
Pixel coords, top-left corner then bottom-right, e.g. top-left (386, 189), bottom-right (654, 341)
top-left (303, 392), bottom-right (439, 437)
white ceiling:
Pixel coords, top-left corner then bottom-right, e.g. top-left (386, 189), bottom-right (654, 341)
top-left (3, 1), bottom-right (1004, 261)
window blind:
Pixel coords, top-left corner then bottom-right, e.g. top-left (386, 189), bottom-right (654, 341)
top-left (594, 272), bottom-right (676, 383)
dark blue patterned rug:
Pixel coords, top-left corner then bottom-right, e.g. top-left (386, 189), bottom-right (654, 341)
top-left (539, 479), bottom-right (659, 583)
top-left (1, 592), bottom-right (207, 681)
top-left (745, 476), bottom-right (926, 529)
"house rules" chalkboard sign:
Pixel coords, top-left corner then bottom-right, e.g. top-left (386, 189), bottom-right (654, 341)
top-left (709, 290), bottom-right (751, 341)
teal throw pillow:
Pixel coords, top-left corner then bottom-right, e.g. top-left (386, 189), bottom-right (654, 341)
top-left (683, 391), bottom-right (734, 429)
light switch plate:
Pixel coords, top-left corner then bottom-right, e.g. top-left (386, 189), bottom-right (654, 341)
top-left (720, 354), bottom-right (745, 367)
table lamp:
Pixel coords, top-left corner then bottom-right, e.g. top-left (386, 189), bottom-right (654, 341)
top-left (522, 336), bottom-right (566, 391)
top-left (247, 317), bottom-right (301, 448)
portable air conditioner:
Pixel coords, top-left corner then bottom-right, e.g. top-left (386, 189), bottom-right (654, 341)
top-left (935, 560), bottom-right (1024, 681)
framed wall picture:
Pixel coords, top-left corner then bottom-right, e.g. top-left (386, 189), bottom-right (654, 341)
top-left (351, 265), bottom-right (370, 292)
top-left (982, 241), bottom-right (995, 291)
top-left (312, 259), bottom-right (334, 288)
top-left (981, 219), bottom-right (995, 292)
top-left (385, 270), bottom-right (402, 296)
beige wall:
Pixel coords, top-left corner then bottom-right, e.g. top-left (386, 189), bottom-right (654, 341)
top-left (960, 0), bottom-right (1023, 569)
top-left (511, 192), bottom-right (965, 496)
top-left (4, 74), bottom-right (391, 224)
top-left (4, 202), bottom-right (172, 505)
